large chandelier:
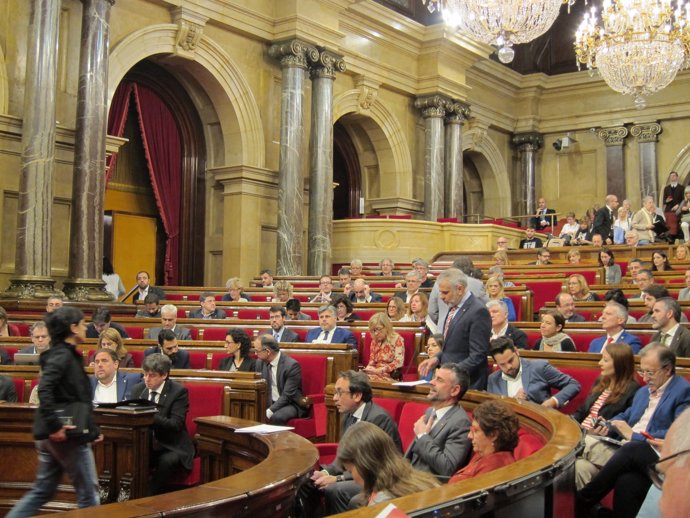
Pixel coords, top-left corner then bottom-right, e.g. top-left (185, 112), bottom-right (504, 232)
top-left (422, 1), bottom-right (578, 63)
top-left (575, 0), bottom-right (690, 109)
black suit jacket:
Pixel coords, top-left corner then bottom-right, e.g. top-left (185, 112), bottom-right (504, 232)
top-left (272, 327), bottom-right (300, 343)
top-left (504, 324), bottom-right (529, 349)
top-left (86, 321), bottom-right (129, 339)
top-left (144, 347), bottom-right (191, 369)
top-left (219, 355), bottom-right (256, 372)
top-left (131, 379), bottom-right (195, 471)
top-left (256, 353), bottom-right (308, 417)
top-left (530, 208), bottom-right (556, 229)
top-left (652, 325), bottom-right (690, 358)
top-left (133, 286), bottom-right (166, 303)
top-left (439, 293), bottom-right (492, 390)
top-left (567, 313), bottom-right (586, 323)
top-left (592, 206), bottom-right (614, 241)
top-left (0, 375), bottom-right (17, 402)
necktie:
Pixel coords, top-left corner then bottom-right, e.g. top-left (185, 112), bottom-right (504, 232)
top-left (149, 390), bottom-right (157, 403)
top-left (443, 307), bottom-right (459, 338)
top-left (322, 330), bottom-right (330, 342)
top-left (661, 333), bottom-right (669, 346)
top-left (603, 336), bottom-right (614, 352)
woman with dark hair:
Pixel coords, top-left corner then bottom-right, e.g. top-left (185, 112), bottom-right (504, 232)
top-left (0, 306), bottom-right (20, 338)
top-left (598, 248), bottom-right (621, 285)
top-left (651, 251), bottom-right (672, 272)
top-left (335, 421), bottom-right (439, 506)
top-left (333, 295), bottom-right (360, 322)
top-left (219, 328), bottom-right (255, 371)
top-left (421, 334), bottom-right (443, 382)
top-left (449, 400), bottom-right (519, 483)
top-left (534, 310), bottom-right (576, 352)
top-left (102, 257), bottom-right (125, 299)
top-left (363, 313), bottom-right (404, 382)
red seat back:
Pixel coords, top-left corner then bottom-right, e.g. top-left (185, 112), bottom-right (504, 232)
top-left (372, 397), bottom-right (404, 423)
top-left (187, 351), bottom-right (208, 369)
top-left (123, 326), bottom-right (145, 339)
top-left (291, 354), bottom-right (327, 396)
top-left (202, 328), bottom-right (228, 341)
top-left (514, 428), bottom-right (546, 459)
top-left (398, 402), bottom-right (429, 451)
top-left (182, 382), bottom-right (225, 438)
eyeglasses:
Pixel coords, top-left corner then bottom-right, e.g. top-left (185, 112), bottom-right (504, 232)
top-left (372, 326), bottom-right (385, 333)
top-left (334, 389), bottom-right (351, 397)
top-left (636, 367), bottom-right (665, 378)
top-left (647, 448), bottom-right (690, 489)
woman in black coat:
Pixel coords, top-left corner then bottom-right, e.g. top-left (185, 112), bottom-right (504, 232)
top-left (219, 328), bottom-right (256, 372)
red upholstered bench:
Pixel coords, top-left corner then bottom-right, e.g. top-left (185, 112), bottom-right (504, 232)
top-left (517, 280), bottom-right (564, 317)
top-left (12, 377), bottom-right (25, 402)
top-left (128, 350), bottom-right (145, 368)
top-left (201, 327), bottom-right (229, 341)
top-left (287, 354), bottom-right (329, 439)
top-left (514, 428), bottom-right (547, 459)
top-left (187, 350), bottom-right (209, 369)
top-left (123, 326), bottom-right (145, 339)
top-left (552, 366), bottom-right (604, 415)
top-left (237, 309), bottom-right (270, 320)
top-left (372, 397), bottom-right (405, 424)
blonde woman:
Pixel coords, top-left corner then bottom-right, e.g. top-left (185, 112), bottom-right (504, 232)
top-left (89, 328), bottom-right (134, 368)
top-left (493, 250), bottom-right (510, 266)
top-left (485, 276), bottom-right (516, 321)
top-left (222, 277), bottom-right (248, 302)
top-left (567, 274), bottom-right (599, 302)
top-left (363, 313), bottom-right (405, 382)
top-left (272, 280), bottom-right (293, 302)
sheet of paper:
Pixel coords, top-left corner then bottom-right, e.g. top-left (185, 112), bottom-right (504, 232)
top-left (392, 380), bottom-right (429, 387)
top-left (235, 424), bottom-right (294, 434)
top-left (375, 503), bottom-right (410, 518)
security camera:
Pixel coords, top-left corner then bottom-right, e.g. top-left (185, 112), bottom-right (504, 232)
top-left (553, 139), bottom-right (563, 151)
top-left (553, 133), bottom-right (577, 152)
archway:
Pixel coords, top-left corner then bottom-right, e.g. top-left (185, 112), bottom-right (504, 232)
top-left (333, 121), bottom-right (361, 219)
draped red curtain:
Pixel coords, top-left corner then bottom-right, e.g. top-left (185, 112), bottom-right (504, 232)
top-left (105, 82), bottom-right (134, 185)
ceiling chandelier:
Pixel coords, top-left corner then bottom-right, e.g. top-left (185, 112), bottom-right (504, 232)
top-left (574, 0), bottom-right (690, 109)
top-left (421, 1), bottom-right (578, 64)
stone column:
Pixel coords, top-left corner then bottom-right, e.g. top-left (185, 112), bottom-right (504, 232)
top-left (4, 0), bottom-right (62, 299)
top-left (415, 95), bottom-right (449, 221)
top-left (595, 126), bottom-right (629, 201)
top-left (512, 133), bottom-right (543, 218)
top-left (307, 49), bottom-right (345, 276)
top-left (62, 0), bottom-right (115, 301)
top-left (269, 39), bottom-right (318, 276)
top-left (444, 101), bottom-right (470, 219)
top-left (630, 122), bottom-right (662, 200)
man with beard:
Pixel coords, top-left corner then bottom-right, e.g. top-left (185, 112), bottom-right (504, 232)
top-left (144, 329), bottom-right (190, 369)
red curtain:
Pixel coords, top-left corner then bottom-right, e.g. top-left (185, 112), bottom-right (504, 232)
top-left (105, 82), bottom-right (134, 185)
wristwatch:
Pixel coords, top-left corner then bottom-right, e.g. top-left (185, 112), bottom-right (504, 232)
top-left (336, 475), bottom-right (344, 482)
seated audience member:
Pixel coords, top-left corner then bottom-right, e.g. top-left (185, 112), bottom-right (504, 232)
top-left (337, 267), bottom-right (352, 289)
top-left (488, 337), bottom-right (580, 408)
top-left (405, 363), bottom-right (472, 481)
top-left (386, 297), bottom-right (406, 322)
top-left (148, 304), bottom-right (192, 341)
top-left (528, 248), bottom-right (552, 265)
top-left (90, 348), bottom-right (141, 403)
top-left (85, 307), bottom-right (129, 339)
top-left (219, 328), bottom-right (256, 371)
top-left (632, 196), bottom-right (661, 244)
top-left (590, 233), bottom-right (604, 247)
top-left (640, 284), bottom-right (687, 323)
top-left (0, 374), bottom-right (18, 402)
top-left (576, 344), bottom-right (690, 518)
top-left (602, 289), bottom-right (637, 323)
top-left (393, 271), bottom-right (423, 303)
top-left (652, 251), bottom-right (672, 272)
top-left (45, 295), bottom-right (63, 314)
top-left (534, 310), bottom-right (576, 352)
top-left (624, 229), bottom-right (640, 246)
top-left (568, 273), bottom-right (599, 302)
top-left (449, 400), bottom-right (519, 483)
top-left (495, 237), bottom-right (510, 251)
top-left (259, 269), bottom-right (273, 288)
top-left (349, 278), bottom-right (382, 303)
top-left (131, 353), bottom-right (195, 495)
top-left (253, 335), bottom-right (308, 425)
top-left (612, 207), bottom-right (631, 244)
top-left (135, 293), bottom-right (162, 318)
top-left (635, 269), bottom-right (655, 299)
top-left (588, 302), bottom-right (642, 354)
top-left (333, 295), bottom-right (361, 322)
top-left (144, 329), bottom-right (190, 369)
top-left (651, 297), bottom-right (690, 357)
top-left (573, 218), bottom-right (593, 245)
top-left (400, 292), bottom-right (436, 332)
top-left (679, 268), bottom-right (690, 300)
top-left (0, 306), bottom-right (19, 337)
top-left (488, 266), bottom-right (515, 287)
top-left (311, 275), bottom-right (335, 303)
top-left (556, 292), bottom-right (586, 323)
top-left (412, 258), bottom-right (435, 288)
top-left (102, 257), bottom-right (125, 299)
top-left (272, 280), bottom-right (293, 303)
top-left (222, 277), bottom-right (249, 302)
top-left (599, 248), bottom-right (621, 285)
top-left (485, 276), bottom-right (516, 321)
top-left (677, 185), bottom-right (690, 243)
top-left (335, 422), bottom-right (438, 508)
top-left (519, 226), bottom-right (542, 249)
top-left (530, 197), bottom-right (557, 230)
top-left (268, 305), bottom-right (299, 342)
top-left (487, 300), bottom-right (528, 349)
top-left (567, 248), bottom-right (582, 264)
top-left (88, 328), bottom-right (134, 368)
top-left (674, 244), bottom-right (689, 261)
top-left (19, 321), bottom-right (51, 354)
top-left (349, 259), bottom-right (363, 277)
top-left (626, 258), bottom-right (643, 284)
top-left (286, 298), bottom-right (311, 321)
top-left (306, 305), bottom-right (357, 348)
top-left (421, 334), bottom-right (443, 382)
top-left (493, 250), bottom-right (509, 266)
top-left (132, 271), bottom-right (165, 303)
top-left (379, 258), bottom-right (398, 276)
top-left (559, 212), bottom-right (579, 243)
top-left (189, 292), bottom-right (227, 319)
top-left (363, 313), bottom-right (405, 382)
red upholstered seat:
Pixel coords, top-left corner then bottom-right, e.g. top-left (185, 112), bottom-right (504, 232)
top-left (505, 293), bottom-right (524, 321)
top-left (514, 428), bottom-right (546, 459)
top-left (177, 308), bottom-right (188, 318)
top-left (553, 366), bottom-right (610, 415)
top-left (202, 327), bottom-right (228, 341)
top-left (123, 326), bottom-right (145, 339)
top-left (12, 378), bottom-right (25, 402)
top-left (129, 350), bottom-right (145, 368)
top-left (287, 354), bottom-right (328, 439)
top-left (13, 323), bottom-right (30, 337)
top-left (237, 309), bottom-right (270, 320)
top-left (372, 397), bottom-right (404, 423)
top-left (166, 294), bottom-right (189, 301)
top-left (437, 217), bottom-right (459, 223)
top-left (316, 443), bottom-right (338, 467)
top-left (187, 351), bottom-right (208, 369)
top-left (398, 402), bottom-right (429, 451)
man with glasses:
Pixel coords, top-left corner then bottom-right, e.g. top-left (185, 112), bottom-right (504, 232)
top-left (495, 237), bottom-right (509, 251)
top-left (19, 321), bottom-right (51, 354)
top-left (311, 275), bottom-right (334, 303)
top-left (393, 271), bottom-right (423, 303)
top-left (577, 343), bottom-right (690, 518)
top-left (528, 248), bottom-right (552, 266)
top-left (348, 278), bottom-right (382, 304)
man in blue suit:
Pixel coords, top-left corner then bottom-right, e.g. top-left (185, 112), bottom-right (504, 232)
top-left (305, 305), bottom-right (357, 349)
top-left (588, 301), bottom-right (642, 354)
top-left (90, 348), bottom-right (142, 403)
top-left (487, 337), bottom-right (581, 408)
top-left (577, 343), bottom-right (690, 518)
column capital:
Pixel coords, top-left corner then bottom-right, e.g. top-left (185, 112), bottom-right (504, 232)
top-left (630, 122), bottom-right (662, 143)
top-left (81, 0), bottom-right (116, 5)
top-left (512, 132), bottom-right (543, 151)
top-left (310, 48), bottom-right (346, 80)
top-left (445, 101), bottom-right (470, 124)
top-left (596, 126), bottom-right (629, 146)
top-left (414, 94), bottom-right (451, 118)
top-left (269, 39), bottom-right (319, 69)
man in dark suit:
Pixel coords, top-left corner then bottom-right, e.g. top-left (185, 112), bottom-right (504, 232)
top-left (307, 371), bottom-right (401, 514)
top-left (419, 268), bottom-right (492, 390)
top-left (529, 197), bottom-right (556, 230)
top-left (592, 194), bottom-right (619, 244)
top-left (268, 306), bottom-right (299, 342)
top-left (148, 304), bottom-right (192, 341)
top-left (19, 321), bottom-right (51, 354)
top-left (406, 363), bottom-right (472, 481)
top-left (135, 293), bottom-right (162, 318)
top-left (85, 307), bottom-right (129, 339)
top-left (0, 375), bottom-right (17, 402)
top-left (254, 335), bottom-right (308, 425)
top-left (488, 337), bottom-right (580, 408)
top-left (90, 348), bottom-right (142, 402)
top-left (555, 292), bottom-right (586, 323)
top-left (393, 271), bottom-right (423, 303)
top-left (144, 329), bottom-right (190, 369)
top-left (130, 353), bottom-right (195, 495)
top-left (528, 248), bottom-right (552, 265)
top-left (348, 279), bottom-right (382, 303)
top-left (188, 292), bottom-right (227, 319)
top-left (305, 305), bottom-right (357, 348)
top-left (132, 270), bottom-right (166, 303)
top-left (487, 300), bottom-right (528, 349)
top-left (429, 257), bottom-right (488, 329)
top-left (412, 258), bottom-right (435, 288)
top-left (651, 297), bottom-right (690, 358)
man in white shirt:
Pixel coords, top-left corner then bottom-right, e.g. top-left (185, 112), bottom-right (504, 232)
top-left (393, 271), bottom-right (422, 303)
top-left (305, 305), bottom-right (357, 348)
top-left (90, 348), bottom-right (140, 403)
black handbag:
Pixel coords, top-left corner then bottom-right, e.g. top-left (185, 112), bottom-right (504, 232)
top-left (54, 401), bottom-right (94, 439)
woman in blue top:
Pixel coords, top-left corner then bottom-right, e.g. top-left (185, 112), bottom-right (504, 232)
top-left (486, 276), bottom-right (516, 321)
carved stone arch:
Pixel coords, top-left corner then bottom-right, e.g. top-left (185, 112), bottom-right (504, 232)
top-left (463, 127), bottom-right (511, 217)
top-left (0, 44), bottom-right (8, 114)
top-left (108, 24), bottom-right (265, 168)
top-left (669, 142), bottom-right (690, 184)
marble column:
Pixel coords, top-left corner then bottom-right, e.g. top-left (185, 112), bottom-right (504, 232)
top-left (512, 132), bottom-right (543, 218)
top-left (444, 102), bottom-right (470, 219)
top-left (4, 0), bottom-right (62, 299)
top-left (595, 126), bottom-right (629, 201)
top-left (630, 123), bottom-right (662, 200)
top-left (62, 0), bottom-right (115, 301)
top-left (307, 49), bottom-right (345, 276)
top-left (415, 95), bottom-right (449, 221)
top-left (269, 39), bottom-right (318, 276)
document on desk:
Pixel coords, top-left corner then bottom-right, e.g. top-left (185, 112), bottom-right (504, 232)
top-left (392, 380), bottom-right (429, 387)
top-left (235, 424), bottom-right (294, 434)
top-left (375, 503), bottom-right (410, 518)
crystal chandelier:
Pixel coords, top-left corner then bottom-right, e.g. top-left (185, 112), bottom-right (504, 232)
top-left (422, 0), bottom-right (578, 63)
top-left (574, 0), bottom-right (690, 109)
